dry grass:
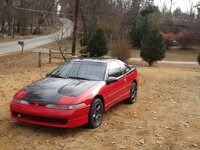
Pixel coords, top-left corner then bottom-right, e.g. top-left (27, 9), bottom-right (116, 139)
top-left (131, 47), bottom-right (200, 62)
top-left (40, 39), bottom-right (82, 53)
top-left (0, 36), bottom-right (39, 43)
top-left (0, 53), bottom-right (199, 149)
top-left (0, 27), bottom-right (61, 43)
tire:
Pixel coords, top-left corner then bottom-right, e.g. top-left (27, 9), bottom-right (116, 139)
top-left (127, 82), bottom-right (137, 104)
top-left (88, 98), bottom-right (104, 129)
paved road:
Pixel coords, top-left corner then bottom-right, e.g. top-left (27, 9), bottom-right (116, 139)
top-left (130, 58), bottom-right (198, 65)
top-left (0, 18), bottom-right (73, 55)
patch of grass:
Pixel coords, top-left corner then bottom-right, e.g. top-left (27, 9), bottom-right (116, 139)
top-left (40, 27), bottom-right (60, 35)
top-left (0, 35), bottom-right (38, 43)
top-left (164, 47), bottom-right (199, 61)
top-left (40, 41), bottom-right (58, 50)
top-left (40, 39), bottom-right (83, 53)
top-left (131, 47), bottom-right (200, 62)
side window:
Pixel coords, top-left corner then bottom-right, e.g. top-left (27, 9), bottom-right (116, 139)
top-left (108, 61), bottom-right (123, 77)
top-left (118, 60), bottom-right (131, 74)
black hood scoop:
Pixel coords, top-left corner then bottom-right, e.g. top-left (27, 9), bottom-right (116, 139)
top-left (23, 77), bottom-right (99, 105)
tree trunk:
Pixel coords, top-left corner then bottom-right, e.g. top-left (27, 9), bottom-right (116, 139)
top-left (80, 2), bottom-right (87, 35)
top-left (59, 46), bottom-right (66, 62)
top-left (72, 0), bottom-right (80, 56)
top-left (149, 61), bottom-right (153, 67)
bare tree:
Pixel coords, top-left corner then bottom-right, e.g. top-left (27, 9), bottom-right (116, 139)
top-left (0, 0), bottom-right (58, 36)
top-left (50, 26), bottom-right (72, 62)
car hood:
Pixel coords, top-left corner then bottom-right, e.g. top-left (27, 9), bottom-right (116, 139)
top-left (23, 77), bottom-right (99, 105)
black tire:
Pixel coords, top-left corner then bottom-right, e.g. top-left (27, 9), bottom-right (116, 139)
top-left (88, 98), bottom-right (104, 129)
top-left (127, 82), bottom-right (137, 104)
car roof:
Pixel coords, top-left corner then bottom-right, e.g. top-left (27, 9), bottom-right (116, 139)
top-left (71, 58), bottom-right (118, 63)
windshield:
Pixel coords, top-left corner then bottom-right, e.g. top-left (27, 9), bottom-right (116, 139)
top-left (49, 61), bottom-right (107, 81)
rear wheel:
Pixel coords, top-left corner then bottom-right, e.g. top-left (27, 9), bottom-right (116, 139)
top-left (127, 82), bottom-right (137, 104)
top-left (88, 98), bottom-right (103, 129)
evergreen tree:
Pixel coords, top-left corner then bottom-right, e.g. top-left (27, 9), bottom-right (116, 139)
top-left (80, 35), bottom-right (90, 47)
top-left (87, 28), bottom-right (108, 57)
top-left (130, 17), bottom-right (151, 48)
top-left (129, 3), bottom-right (158, 48)
top-left (140, 28), bottom-right (165, 66)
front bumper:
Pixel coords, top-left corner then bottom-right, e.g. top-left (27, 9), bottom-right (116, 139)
top-left (10, 102), bottom-right (90, 128)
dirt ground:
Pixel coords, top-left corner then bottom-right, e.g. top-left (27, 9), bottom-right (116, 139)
top-left (0, 53), bottom-right (199, 150)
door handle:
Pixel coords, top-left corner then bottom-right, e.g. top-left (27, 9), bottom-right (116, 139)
top-left (124, 78), bottom-right (127, 82)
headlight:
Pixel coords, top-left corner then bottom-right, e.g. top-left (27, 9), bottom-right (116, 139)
top-left (12, 98), bottom-right (29, 105)
top-left (45, 103), bottom-right (86, 110)
top-left (13, 90), bottom-right (28, 99)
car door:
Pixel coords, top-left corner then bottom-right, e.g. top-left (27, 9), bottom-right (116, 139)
top-left (117, 60), bottom-right (133, 100)
top-left (103, 60), bottom-right (127, 109)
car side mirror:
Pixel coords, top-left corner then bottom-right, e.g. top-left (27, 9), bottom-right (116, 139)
top-left (106, 77), bottom-right (118, 84)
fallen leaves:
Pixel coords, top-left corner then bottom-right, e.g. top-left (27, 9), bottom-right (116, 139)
top-left (0, 58), bottom-right (200, 149)
top-left (137, 139), bottom-right (145, 146)
top-left (192, 143), bottom-right (198, 147)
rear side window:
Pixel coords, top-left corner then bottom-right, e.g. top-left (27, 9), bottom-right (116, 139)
top-left (118, 60), bottom-right (131, 74)
top-left (108, 61), bottom-right (123, 77)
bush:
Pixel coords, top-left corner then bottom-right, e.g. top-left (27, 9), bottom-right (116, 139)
top-left (140, 28), bottom-right (165, 66)
top-left (175, 31), bottom-right (195, 49)
top-left (161, 32), bottom-right (176, 50)
top-left (111, 39), bottom-right (132, 62)
top-left (87, 28), bottom-right (108, 57)
top-left (198, 54), bottom-right (200, 65)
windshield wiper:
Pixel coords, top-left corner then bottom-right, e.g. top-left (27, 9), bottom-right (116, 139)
top-left (49, 74), bottom-right (65, 79)
top-left (68, 76), bottom-right (90, 81)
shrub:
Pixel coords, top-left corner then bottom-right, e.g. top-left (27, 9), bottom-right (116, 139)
top-left (175, 31), bottom-right (195, 49)
top-left (140, 28), bottom-right (165, 66)
top-left (193, 33), bottom-right (200, 47)
top-left (111, 39), bottom-right (132, 62)
top-left (87, 28), bottom-right (108, 57)
top-left (161, 32), bottom-right (176, 50)
top-left (198, 54), bottom-right (200, 65)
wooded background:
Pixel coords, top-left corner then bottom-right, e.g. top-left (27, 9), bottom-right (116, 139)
top-left (0, 0), bottom-right (200, 40)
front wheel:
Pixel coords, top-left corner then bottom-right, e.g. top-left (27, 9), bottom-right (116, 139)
top-left (88, 98), bottom-right (103, 129)
top-left (127, 82), bottom-right (137, 104)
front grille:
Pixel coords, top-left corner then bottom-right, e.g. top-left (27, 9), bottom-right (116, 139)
top-left (29, 102), bottom-right (46, 106)
top-left (12, 112), bottom-right (68, 125)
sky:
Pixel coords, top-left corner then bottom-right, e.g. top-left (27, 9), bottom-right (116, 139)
top-left (154, 0), bottom-right (199, 13)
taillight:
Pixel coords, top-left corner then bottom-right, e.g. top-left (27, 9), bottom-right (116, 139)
top-left (13, 90), bottom-right (28, 100)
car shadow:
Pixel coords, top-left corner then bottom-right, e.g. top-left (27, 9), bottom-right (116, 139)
top-left (104, 100), bottom-right (131, 114)
top-left (10, 121), bottom-right (90, 136)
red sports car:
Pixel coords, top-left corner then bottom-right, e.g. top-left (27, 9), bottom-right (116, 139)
top-left (10, 59), bottom-right (138, 128)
